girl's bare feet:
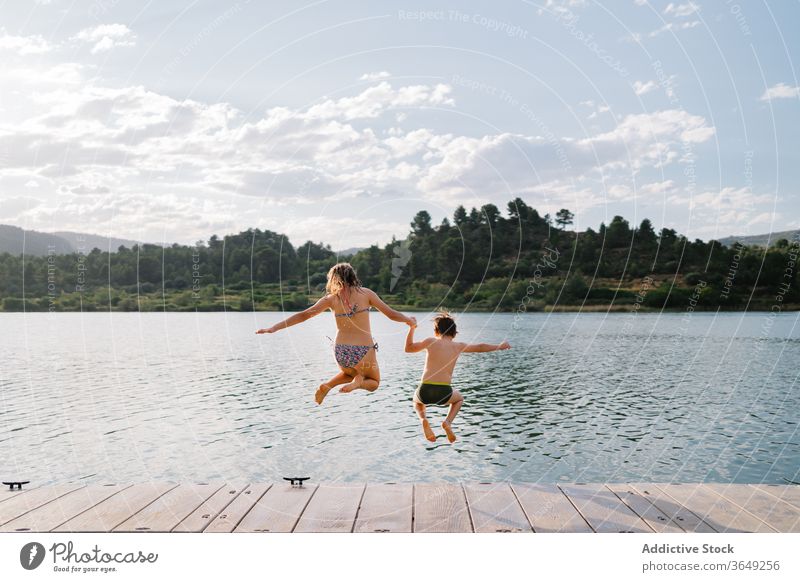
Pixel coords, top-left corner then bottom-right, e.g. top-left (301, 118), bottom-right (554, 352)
top-left (421, 419), bottom-right (436, 442)
top-left (441, 421), bottom-right (457, 443)
top-left (339, 374), bottom-right (364, 393)
top-left (315, 384), bottom-right (333, 405)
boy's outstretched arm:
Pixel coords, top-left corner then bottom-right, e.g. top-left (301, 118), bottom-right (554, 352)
top-left (405, 324), bottom-right (433, 353)
top-left (255, 295), bottom-right (332, 334)
top-left (461, 340), bottom-right (511, 353)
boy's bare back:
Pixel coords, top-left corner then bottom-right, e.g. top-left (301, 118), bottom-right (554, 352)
top-left (405, 317), bottom-right (511, 384)
top-left (419, 336), bottom-right (467, 383)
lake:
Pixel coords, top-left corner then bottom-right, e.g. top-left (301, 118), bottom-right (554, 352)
top-left (0, 311), bottom-right (797, 485)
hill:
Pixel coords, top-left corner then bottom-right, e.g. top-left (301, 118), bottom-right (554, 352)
top-left (0, 225), bottom-right (144, 256)
top-left (717, 229), bottom-right (800, 248)
top-left (335, 247), bottom-right (365, 257)
top-left (0, 200), bottom-right (797, 312)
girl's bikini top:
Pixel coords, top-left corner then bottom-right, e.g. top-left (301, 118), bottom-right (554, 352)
top-left (335, 294), bottom-right (371, 318)
top-left (335, 302), bottom-right (371, 317)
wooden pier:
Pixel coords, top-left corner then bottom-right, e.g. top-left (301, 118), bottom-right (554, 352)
top-left (0, 482), bottom-right (798, 533)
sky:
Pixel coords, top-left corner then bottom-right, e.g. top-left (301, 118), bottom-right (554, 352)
top-left (0, 0), bottom-right (798, 250)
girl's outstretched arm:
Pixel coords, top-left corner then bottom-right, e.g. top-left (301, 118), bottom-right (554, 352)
top-left (364, 288), bottom-right (415, 325)
top-left (255, 295), bottom-right (333, 334)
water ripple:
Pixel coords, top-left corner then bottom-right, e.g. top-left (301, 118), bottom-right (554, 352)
top-left (0, 312), bottom-right (797, 485)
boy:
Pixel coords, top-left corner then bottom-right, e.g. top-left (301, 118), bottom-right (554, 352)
top-left (405, 312), bottom-right (511, 443)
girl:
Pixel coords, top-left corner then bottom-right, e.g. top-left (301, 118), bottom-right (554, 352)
top-left (256, 263), bottom-right (415, 404)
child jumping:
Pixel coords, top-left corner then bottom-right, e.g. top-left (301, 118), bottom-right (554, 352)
top-left (404, 312), bottom-right (511, 443)
top-left (257, 263), bottom-right (415, 404)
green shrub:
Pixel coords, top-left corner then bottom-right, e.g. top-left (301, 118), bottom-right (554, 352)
top-left (2, 297), bottom-right (25, 311)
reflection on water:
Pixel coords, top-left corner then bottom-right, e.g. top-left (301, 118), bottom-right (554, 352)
top-left (0, 311), bottom-right (797, 484)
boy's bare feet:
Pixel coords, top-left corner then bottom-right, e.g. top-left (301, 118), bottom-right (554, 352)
top-left (315, 384), bottom-right (333, 405)
top-left (421, 419), bottom-right (436, 442)
top-left (339, 374), bottom-right (364, 393)
top-left (441, 421), bottom-right (457, 443)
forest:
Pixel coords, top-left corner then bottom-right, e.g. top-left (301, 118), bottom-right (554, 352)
top-left (0, 198), bottom-right (798, 312)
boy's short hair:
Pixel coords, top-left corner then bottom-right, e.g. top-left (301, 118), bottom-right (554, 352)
top-left (433, 312), bottom-right (457, 337)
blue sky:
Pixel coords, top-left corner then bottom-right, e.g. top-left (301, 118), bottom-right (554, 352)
top-left (0, 0), bottom-right (798, 249)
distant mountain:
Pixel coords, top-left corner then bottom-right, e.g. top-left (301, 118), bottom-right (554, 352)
top-left (0, 225), bottom-right (144, 256)
top-left (51, 231), bottom-right (145, 253)
top-left (335, 247), bottom-right (365, 257)
top-left (717, 229), bottom-right (800, 248)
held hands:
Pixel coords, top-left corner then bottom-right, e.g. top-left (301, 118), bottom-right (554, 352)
top-left (406, 316), bottom-right (417, 328)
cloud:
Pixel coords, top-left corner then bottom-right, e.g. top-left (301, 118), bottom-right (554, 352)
top-left (760, 82), bottom-right (800, 101)
top-left (72, 23), bottom-right (136, 53)
top-left (359, 71), bottom-right (391, 81)
top-left (416, 109), bottom-right (714, 206)
top-left (0, 31), bottom-right (54, 55)
top-left (303, 81), bottom-right (454, 120)
top-left (663, 186), bottom-right (777, 238)
top-left (640, 180), bottom-right (676, 195)
top-left (632, 80), bottom-right (658, 95)
top-left (664, 2), bottom-right (699, 17)
top-left (669, 186), bottom-right (773, 218)
top-left (0, 53), bottom-right (720, 244)
top-left (69, 184), bottom-right (111, 195)
top-left (648, 20), bottom-right (700, 38)
top-left (0, 196), bottom-right (44, 218)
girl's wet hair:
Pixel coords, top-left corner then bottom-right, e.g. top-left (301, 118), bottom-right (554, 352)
top-left (326, 262), bottom-right (362, 295)
top-left (433, 312), bottom-right (457, 337)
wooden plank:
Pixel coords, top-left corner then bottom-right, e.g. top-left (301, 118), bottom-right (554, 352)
top-left (413, 483), bottom-right (472, 533)
top-left (707, 484), bottom-right (800, 533)
top-left (463, 483), bottom-right (531, 533)
top-left (354, 483), bottom-right (412, 533)
top-left (510, 483), bottom-right (592, 533)
top-left (750, 485), bottom-right (800, 511)
top-left (55, 482), bottom-right (177, 532)
top-left (204, 483), bottom-right (271, 533)
top-left (628, 483), bottom-right (716, 533)
top-left (605, 484), bottom-right (684, 533)
top-left (235, 484), bottom-right (318, 533)
top-left (0, 484), bottom-right (129, 532)
top-left (0, 485), bottom-right (85, 526)
top-left (559, 484), bottom-right (653, 533)
top-left (294, 483), bottom-right (365, 533)
top-left (0, 486), bottom-right (38, 505)
top-left (173, 483), bottom-right (249, 533)
top-left (114, 483), bottom-right (223, 532)
top-left (654, 484), bottom-right (776, 533)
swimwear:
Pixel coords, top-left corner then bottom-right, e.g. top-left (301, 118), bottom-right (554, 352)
top-left (334, 342), bottom-right (378, 369)
top-left (334, 301), bottom-right (371, 318)
top-left (415, 381), bottom-right (453, 406)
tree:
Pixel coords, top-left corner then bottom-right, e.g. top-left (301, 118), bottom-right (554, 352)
top-left (606, 216), bottom-right (631, 248)
top-left (410, 210), bottom-right (433, 235)
top-left (555, 208), bottom-right (575, 230)
top-left (453, 205), bottom-right (468, 226)
top-left (637, 218), bottom-right (657, 245)
top-left (507, 197), bottom-right (530, 221)
top-left (563, 273), bottom-right (588, 301)
top-left (480, 204), bottom-right (501, 227)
